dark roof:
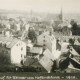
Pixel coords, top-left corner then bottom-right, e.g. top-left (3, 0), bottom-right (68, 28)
top-left (69, 58), bottom-right (80, 69)
top-left (72, 45), bottom-right (80, 55)
top-left (60, 57), bottom-right (80, 70)
top-left (0, 36), bottom-right (19, 48)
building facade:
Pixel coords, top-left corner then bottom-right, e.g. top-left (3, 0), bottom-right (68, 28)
top-left (37, 31), bottom-right (56, 54)
top-left (0, 37), bottom-right (26, 64)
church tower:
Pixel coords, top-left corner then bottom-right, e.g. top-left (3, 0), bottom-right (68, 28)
top-left (59, 8), bottom-right (63, 23)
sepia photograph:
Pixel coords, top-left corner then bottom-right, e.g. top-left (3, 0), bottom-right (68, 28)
top-left (0, 0), bottom-right (80, 79)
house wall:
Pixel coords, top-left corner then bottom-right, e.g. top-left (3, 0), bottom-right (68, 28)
top-left (16, 23), bottom-right (20, 31)
top-left (37, 33), bottom-right (56, 54)
top-left (25, 24), bottom-right (30, 31)
top-left (5, 31), bottom-right (11, 37)
top-left (61, 43), bottom-right (69, 53)
top-left (6, 24), bottom-right (11, 29)
top-left (11, 41), bottom-right (26, 64)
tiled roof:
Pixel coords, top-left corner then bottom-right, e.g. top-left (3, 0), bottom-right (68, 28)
top-left (43, 49), bottom-right (54, 60)
top-left (0, 36), bottom-right (19, 48)
top-left (30, 47), bottom-right (42, 54)
top-left (37, 49), bottom-right (55, 72)
top-left (39, 55), bottom-right (53, 72)
top-left (7, 39), bottom-right (18, 48)
top-left (60, 57), bottom-right (80, 70)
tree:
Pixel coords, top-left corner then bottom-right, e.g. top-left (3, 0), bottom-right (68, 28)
top-left (69, 38), bottom-right (75, 45)
top-left (28, 30), bottom-right (37, 43)
top-left (70, 20), bottom-right (80, 35)
top-left (59, 58), bottom-right (70, 70)
top-left (0, 50), bottom-right (10, 65)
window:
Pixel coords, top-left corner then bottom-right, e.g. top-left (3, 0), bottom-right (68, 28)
top-left (27, 46), bottom-right (30, 52)
top-left (21, 47), bottom-right (23, 51)
top-left (43, 44), bottom-right (46, 46)
top-left (43, 36), bottom-right (45, 38)
top-left (24, 55), bottom-right (26, 58)
top-left (21, 54), bottom-right (22, 58)
top-left (16, 44), bottom-right (18, 46)
top-left (43, 40), bottom-right (46, 42)
top-left (43, 44), bottom-right (46, 51)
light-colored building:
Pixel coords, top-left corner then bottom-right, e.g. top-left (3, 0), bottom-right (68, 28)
top-left (16, 23), bottom-right (21, 31)
top-left (29, 47), bottom-right (43, 58)
top-left (0, 36), bottom-right (26, 64)
top-left (36, 49), bottom-right (54, 73)
top-left (2, 29), bottom-right (12, 37)
top-left (39, 54), bottom-right (53, 73)
top-left (61, 42), bottom-right (69, 53)
top-left (37, 31), bottom-right (56, 54)
top-left (6, 24), bottom-right (11, 29)
top-left (25, 23), bottom-right (30, 31)
top-left (30, 47), bottom-right (43, 55)
top-left (43, 49), bottom-right (54, 61)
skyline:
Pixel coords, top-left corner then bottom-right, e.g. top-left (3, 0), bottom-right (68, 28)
top-left (0, 0), bottom-right (80, 14)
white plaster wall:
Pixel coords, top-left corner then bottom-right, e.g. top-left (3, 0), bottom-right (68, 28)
top-left (11, 41), bottom-right (26, 64)
top-left (25, 24), bottom-right (30, 31)
top-left (16, 23), bottom-right (20, 31)
top-left (37, 33), bottom-right (56, 54)
top-left (5, 31), bottom-right (10, 37)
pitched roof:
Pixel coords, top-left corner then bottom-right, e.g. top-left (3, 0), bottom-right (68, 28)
top-left (38, 31), bottom-right (56, 44)
top-left (39, 55), bottom-right (53, 72)
top-left (43, 49), bottom-right (55, 60)
top-left (0, 36), bottom-right (19, 48)
top-left (7, 39), bottom-right (18, 48)
top-left (33, 49), bottom-right (55, 72)
top-left (30, 47), bottom-right (42, 54)
top-left (68, 62), bottom-right (80, 71)
top-left (60, 57), bottom-right (80, 70)
top-left (70, 46), bottom-right (79, 56)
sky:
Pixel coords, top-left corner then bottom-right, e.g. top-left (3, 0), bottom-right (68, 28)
top-left (0, 0), bottom-right (80, 13)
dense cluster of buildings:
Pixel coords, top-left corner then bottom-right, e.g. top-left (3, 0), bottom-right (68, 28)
top-left (0, 10), bottom-right (80, 73)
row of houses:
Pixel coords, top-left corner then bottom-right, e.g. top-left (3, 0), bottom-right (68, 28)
top-left (0, 17), bottom-right (80, 73)
top-left (0, 23), bottom-right (59, 72)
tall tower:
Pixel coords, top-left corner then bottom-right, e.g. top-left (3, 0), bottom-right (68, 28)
top-left (30, 9), bottom-right (33, 21)
top-left (59, 8), bottom-right (63, 23)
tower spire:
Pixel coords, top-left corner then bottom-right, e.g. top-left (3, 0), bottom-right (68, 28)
top-left (61, 7), bottom-right (63, 22)
top-left (59, 7), bottom-right (63, 23)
